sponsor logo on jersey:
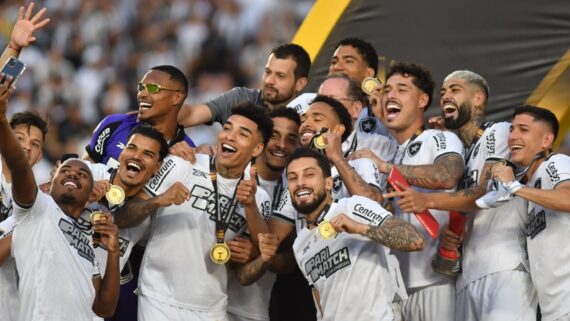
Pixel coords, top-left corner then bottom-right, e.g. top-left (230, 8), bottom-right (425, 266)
top-left (408, 141), bottom-right (422, 157)
top-left (290, 104), bottom-right (305, 114)
top-left (189, 184), bottom-right (248, 232)
top-left (147, 158), bottom-right (176, 191)
top-left (94, 128), bottom-right (111, 154)
top-left (546, 162), bottom-right (560, 184)
top-left (116, 142), bottom-right (126, 150)
top-left (352, 203), bottom-right (389, 225)
top-left (59, 219), bottom-right (95, 264)
top-left (527, 208), bottom-right (546, 239)
top-left (260, 200), bottom-right (271, 221)
top-left (275, 189), bottom-right (288, 212)
top-left (332, 176), bottom-right (343, 193)
top-left (192, 168), bottom-right (208, 179)
top-left (461, 167), bottom-right (478, 189)
top-left (432, 133), bottom-right (447, 152)
top-left (359, 117), bottom-right (376, 133)
top-left (486, 130), bottom-right (496, 155)
top-left (305, 246), bottom-right (351, 283)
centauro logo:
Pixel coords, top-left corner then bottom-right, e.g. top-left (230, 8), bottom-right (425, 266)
top-left (59, 219), bottom-right (95, 264)
top-left (305, 247), bottom-right (351, 283)
top-left (352, 203), bottom-right (388, 225)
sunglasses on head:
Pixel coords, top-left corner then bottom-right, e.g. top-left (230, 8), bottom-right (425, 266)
top-left (137, 82), bottom-right (182, 94)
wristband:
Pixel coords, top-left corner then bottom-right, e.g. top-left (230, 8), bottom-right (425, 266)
top-left (502, 180), bottom-right (523, 194)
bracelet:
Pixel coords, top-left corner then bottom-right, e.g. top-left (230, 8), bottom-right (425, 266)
top-left (7, 42), bottom-right (21, 52)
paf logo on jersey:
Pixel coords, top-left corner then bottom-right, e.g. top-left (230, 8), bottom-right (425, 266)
top-left (305, 246), bottom-right (351, 283)
top-left (59, 219), bottom-right (95, 264)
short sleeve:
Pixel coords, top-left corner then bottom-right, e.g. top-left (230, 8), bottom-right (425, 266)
top-left (326, 196), bottom-right (392, 226)
top-left (272, 189), bottom-right (297, 225)
top-left (85, 114), bottom-right (125, 163)
top-left (144, 156), bottom-right (196, 196)
top-left (205, 87), bottom-right (259, 124)
top-left (430, 130), bottom-right (464, 162)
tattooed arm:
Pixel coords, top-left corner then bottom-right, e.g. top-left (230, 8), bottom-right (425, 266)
top-left (384, 160), bottom-right (495, 213)
top-left (233, 233), bottom-right (282, 285)
top-left (115, 182), bottom-right (190, 228)
top-left (331, 157), bottom-right (384, 203)
top-left (390, 153), bottom-right (465, 190)
top-left (330, 214), bottom-right (425, 252)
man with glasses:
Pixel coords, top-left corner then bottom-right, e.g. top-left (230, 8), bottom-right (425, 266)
top-left (83, 65), bottom-right (196, 321)
top-left (84, 65), bottom-right (196, 167)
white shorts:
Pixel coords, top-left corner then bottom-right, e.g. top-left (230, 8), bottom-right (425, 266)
top-left (402, 281), bottom-right (455, 321)
top-left (456, 270), bottom-right (537, 321)
top-left (138, 294), bottom-right (228, 321)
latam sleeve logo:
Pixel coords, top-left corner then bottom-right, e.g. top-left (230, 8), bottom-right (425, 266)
top-left (58, 219), bottom-right (95, 264)
top-left (94, 128), bottom-right (111, 154)
top-left (305, 246), bottom-right (351, 283)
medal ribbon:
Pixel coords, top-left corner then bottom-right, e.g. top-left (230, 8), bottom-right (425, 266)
top-left (209, 156), bottom-right (244, 243)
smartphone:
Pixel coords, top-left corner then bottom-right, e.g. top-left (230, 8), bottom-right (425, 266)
top-left (0, 57), bottom-right (26, 87)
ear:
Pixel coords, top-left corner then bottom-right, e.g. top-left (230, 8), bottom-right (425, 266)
top-left (418, 93), bottom-right (429, 110)
top-left (333, 123), bottom-right (345, 136)
top-left (351, 100), bottom-right (363, 120)
top-left (171, 91), bottom-right (186, 106)
top-left (365, 68), bottom-right (375, 78)
top-left (294, 77), bottom-right (308, 93)
top-left (472, 90), bottom-right (485, 109)
top-left (325, 175), bottom-right (333, 192)
top-left (251, 142), bottom-right (264, 159)
top-left (542, 132), bottom-right (555, 150)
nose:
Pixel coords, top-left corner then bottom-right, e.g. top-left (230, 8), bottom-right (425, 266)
top-left (264, 73), bottom-right (275, 85)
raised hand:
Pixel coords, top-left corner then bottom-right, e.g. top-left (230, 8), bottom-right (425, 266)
top-left (169, 141), bottom-right (196, 164)
top-left (383, 181), bottom-right (430, 213)
top-left (491, 163), bottom-right (515, 184)
top-left (258, 233), bottom-right (279, 263)
top-left (89, 180), bottom-right (110, 203)
top-left (10, 3), bottom-right (50, 51)
top-left (228, 236), bottom-right (260, 264)
top-left (237, 165), bottom-right (257, 206)
top-left (156, 181), bottom-right (190, 207)
top-left (322, 130), bottom-right (343, 163)
top-left (428, 116), bottom-right (446, 130)
top-left (92, 212), bottom-right (120, 255)
top-left (347, 147), bottom-right (389, 173)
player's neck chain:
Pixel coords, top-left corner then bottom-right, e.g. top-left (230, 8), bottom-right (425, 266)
top-left (305, 199), bottom-right (333, 229)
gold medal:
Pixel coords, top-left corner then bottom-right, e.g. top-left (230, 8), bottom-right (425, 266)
top-left (106, 185), bottom-right (125, 206)
top-left (313, 133), bottom-right (328, 150)
top-left (318, 221), bottom-right (338, 240)
top-left (89, 211), bottom-right (106, 224)
top-left (210, 242), bottom-right (231, 264)
top-left (361, 77), bottom-right (382, 95)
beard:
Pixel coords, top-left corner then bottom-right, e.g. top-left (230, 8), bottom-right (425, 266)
top-left (262, 85), bottom-right (295, 106)
top-left (291, 188), bottom-right (327, 215)
top-left (444, 102), bottom-right (472, 130)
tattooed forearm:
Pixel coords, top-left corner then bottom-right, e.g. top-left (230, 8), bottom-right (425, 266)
top-left (396, 154), bottom-right (464, 189)
top-left (114, 197), bottom-right (159, 229)
top-left (234, 256), bottom-right (267, 286)
top-left (365, 217), bottom-right (425, 252)
top-left (334, 158), bottom-right (384, 203)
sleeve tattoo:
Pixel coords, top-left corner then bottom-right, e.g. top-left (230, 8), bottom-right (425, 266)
top-left (365, 217), bottom-right (425, 252)
top-left (396, 153), bottom-right (464, 189)
top-left (114, 197), bottom-right (159, 229)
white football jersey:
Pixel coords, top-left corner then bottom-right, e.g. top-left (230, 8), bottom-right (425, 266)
top-left (526, 153), bottom-right (570, 321)
top-left (458, 122), bottom-right (530, 290)
top-left (391, 129), bottom-right (464, 289)
top-left (13, 192), bottom-right (99, 321)
top-left (0, 166), bottom-right (18, 321)
top-left (138, 154), bottom-right (271, 312)
top-left (293, 196), bottom-right (394, 321)
top-left (83, 162), bottom-right (150, 276)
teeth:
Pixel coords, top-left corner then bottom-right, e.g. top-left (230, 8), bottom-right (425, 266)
top-left (64, 181), bottom-right (77, 188)
top-left (386, 103), bottom-right (401, 112)
top-left (222, 144), bottom-right (237, 152)
top-left (511, 144), bottom-right (523, 150)
top-left (443, 103), bottom-right (457, 113)
top-left (127, 162), bottom-right (141, 170)
top-left (271, 151), bottom-right (286, 157)
top-left (302, 132), bottom-right (314, 137)
top-left (296, 190), bottom-right (311, 197)
top-left (139, 102), bottom-right (152, 109)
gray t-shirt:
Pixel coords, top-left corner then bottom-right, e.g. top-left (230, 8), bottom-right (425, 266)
top-left (205, 87), bottom-right (263, 124)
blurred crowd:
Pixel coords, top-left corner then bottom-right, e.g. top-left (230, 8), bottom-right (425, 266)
top-left (0, 0), bottom-right (313, 181)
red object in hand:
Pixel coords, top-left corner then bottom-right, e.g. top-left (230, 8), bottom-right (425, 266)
top-left (387, 167), bottom-right (440, 239)
top-left (438, 211), bottom-right (466, 260)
